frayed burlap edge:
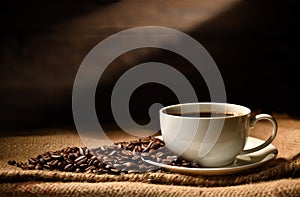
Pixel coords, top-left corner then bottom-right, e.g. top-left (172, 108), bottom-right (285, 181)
top-left (1, 154), bottom-right (299, 187)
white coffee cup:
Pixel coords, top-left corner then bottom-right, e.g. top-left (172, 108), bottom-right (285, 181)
top-left (159, 102), bottom-right (278, 167)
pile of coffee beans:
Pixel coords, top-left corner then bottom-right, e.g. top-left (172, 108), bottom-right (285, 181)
top-left (8, 136), bottom-right (201, 174)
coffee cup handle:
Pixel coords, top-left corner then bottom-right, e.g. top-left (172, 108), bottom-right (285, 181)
top-left (240, 114), bottom-right (278, 155)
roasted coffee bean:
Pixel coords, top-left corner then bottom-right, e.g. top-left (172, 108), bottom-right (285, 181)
top-left (141, 152), bottom-right (149, 157)
top-left (138, 164), bottom-right (148, 170)
top-left (182, 162), bottom-right (190, 167)
top-left (19, 163), bottom-right (26, 170)
top-left (51, 154), bottom-right (62, 160)
top-left (110, 168), bottom-right (121, 174)
top-left (79, 147), bottom-right (85, 156)
top-left (92, 159), bottom-right (99, 166)
top-left (68, 153), bottom-right (78, 160)
top-left (123, 162), bottom-right (137, 168)
top-left (57, 162), bottom-right (64, 169)
top-left (126, 144), bottom-right (135, 151)
top-left (122, 150), bottom-right (133, 156)
top-left (162, 159), bottom-right (173, 165)
top-left (113, 163), bottom-right (122, 168)
top-left (42, 155), bottom-right (52, 162)
top-left (43, 164), bottom-right (52, 170)
top-left (98, 162), bottom-right (105, 168)
top-left (102, 156), bottom-right (113, 162)
top-left (50, 160), bottom-right (59, 167)
top-left (115, 143), bottom-right (122, 149)
top-left (63, 147), bottom-right (71, 153)
top-left (7, 160), bottom-right (16, 165)
top-left (84, 148), bottom-right (90, 156)
top-left (142, 141), bottom-right (153, 152)
top-left (132, 147), bottom-right (140, 155)
top-left (119, 155), bottom-right (130, 160)
top-left (79, 163), bottom-right (88, 169)
top-left (75, 155), bottom-right (87, 163)
top-left (28, 158), bottom-right (38, 165)
top-left (62, 153), bottom-right (68, 159)
top-left (127, 169), bottom-right (138, 174)
top-left (27, 164), bottom-right (36, 170)
top-left (38, 158), bottom-right (45, 164)
top-left (108, 150), bottom-right (117, 156)
top-left (100, 146), bottom-right (108, 151)
top-left (132, 155), bottom-right (141, 161)
top-left (64, 164), bottom-right (74, 171)
top-left (35, 163), bottom-right (43, 170)
top-left (85, 165), bottom-right (97, 171)
top-left (156, 152), bottom-right (165, 158)
top-left (191, 161), bottom-right (201, 168)
top-left (167, 155), bottom-right (178, 160)
top-left (90, 155), bottom-right (97, 160)
top-left (149, 149), bottom-right (155, 154)
top-left (150, 141), bottom-right (160, 149)
top-left (87, 159), bottom-right (94, 166)
top-left (65, 158), bottom-right (74, 164)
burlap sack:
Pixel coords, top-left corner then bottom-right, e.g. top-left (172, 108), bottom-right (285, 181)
top-left (0, 115), bottom-right (299, 196)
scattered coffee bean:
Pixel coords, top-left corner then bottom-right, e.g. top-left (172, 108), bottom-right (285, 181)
top-left (50, 154), bottom-right (62, 159)
top-left (35, 163), bottom-right (43, 170)
top-left (75, 155), bottom-right (87, 164)
top-left (27, 164), bottom-right (36, 170)
top-left (64, 163), bottom-right (74, 171)
top-left (7, 160), bottom-right (16, 165)
top-left (43, 164), bottom-right (52, 170)
top-left (28, 158), bottom-right (38, 165)
top-left (8, 136), bottom-right (202, 175)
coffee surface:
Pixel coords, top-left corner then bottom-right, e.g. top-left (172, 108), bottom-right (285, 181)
top-left (168, 111), bottom-right (236, 117)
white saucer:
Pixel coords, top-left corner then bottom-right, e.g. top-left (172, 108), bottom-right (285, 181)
top-left (143, 136), bottom-right (278, 176)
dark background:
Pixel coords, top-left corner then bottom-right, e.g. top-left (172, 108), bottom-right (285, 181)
top-left (1, 0), bottom-right (299, 132)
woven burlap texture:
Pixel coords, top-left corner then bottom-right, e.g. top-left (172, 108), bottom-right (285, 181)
top-left (0, 115), bottom-right (299, 196)
top-left (0, 179), bottom-right (299, 197)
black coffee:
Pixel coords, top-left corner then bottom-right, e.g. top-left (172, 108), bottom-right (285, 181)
top-left (168, 111), bottom-right (236, 117)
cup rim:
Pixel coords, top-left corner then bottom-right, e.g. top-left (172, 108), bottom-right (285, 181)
top-left (159, 102), bottom-right (251, 119)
